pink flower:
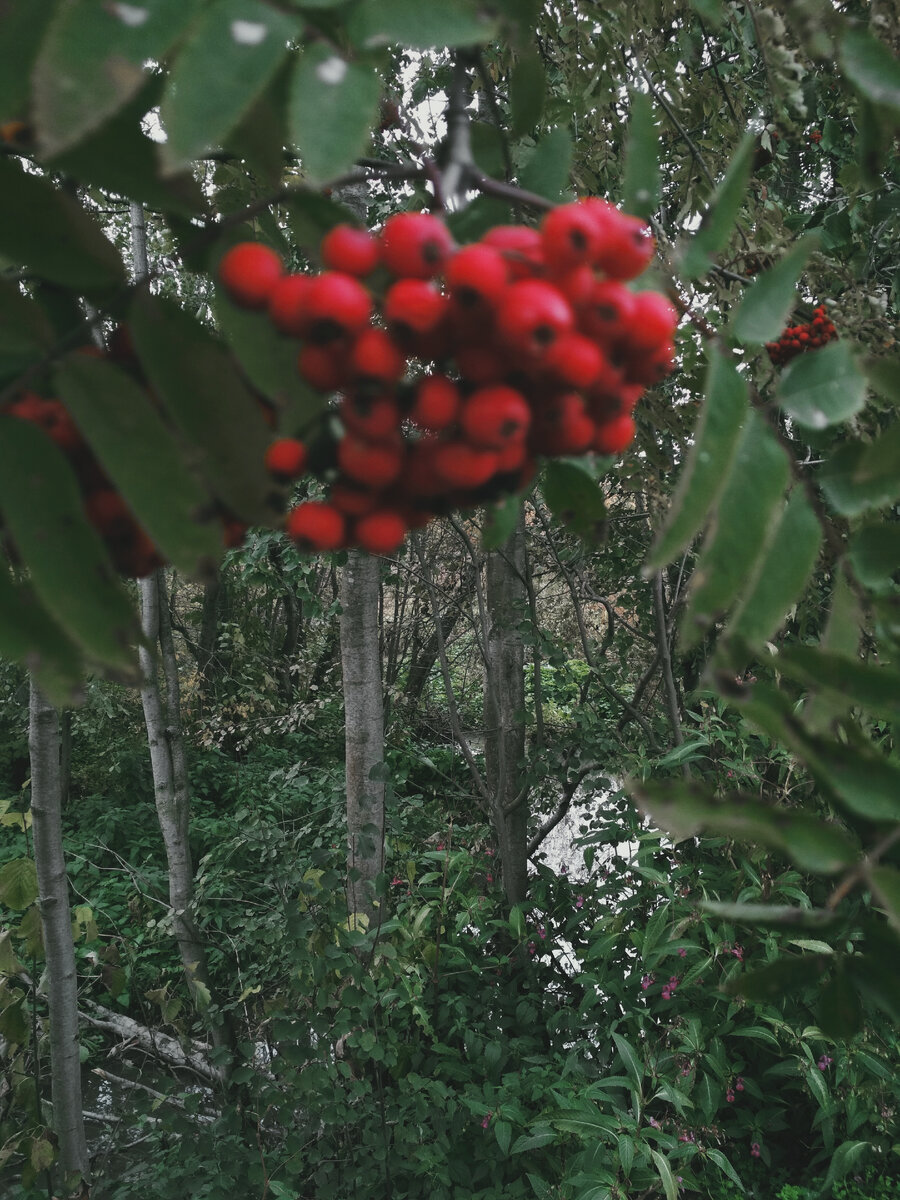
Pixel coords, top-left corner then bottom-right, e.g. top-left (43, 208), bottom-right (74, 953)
top-left (575, 895), bottom-right (584, 909)
top-left (661, 988), bottom-right (671, 999)
top-left (648, 1116), bottom-right (661, 1129)
top-left (726, 1090), bottom-right (735, 1103)
top-left (678, 948), bottom-right (687, 958)
top-left (750, 1142), bottom-right (761, 1158)
top-left (437, 842), bottom-right (445, 851)
top-left (641, 974), bottom-right (655, 991)
top-left (538, 926), bottom-right (546, 940)
top-left (731, 944), bottom-right (744, 962)
top-left (391, 876), bottom-right (403, 886)
top-left (817, 1055), bottom-right (833, 1071)
top-left (486, 873), bottom-right (493, 883)
top-left (481, 1112), bottom-right (492, 1129)
top-left (485, 848), bottom-right (494, 857)
top-left (527, 941), bottom-right (537, 955)
top-left (736, 1077), bottom-right (744, 1091)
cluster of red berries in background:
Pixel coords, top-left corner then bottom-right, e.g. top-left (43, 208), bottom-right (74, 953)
top-left (1, 342), bottom-right (247, 578)
top-left (218, 198), bottom-right (678, 557)
top-left (766, 303), bottom-right (837, 366)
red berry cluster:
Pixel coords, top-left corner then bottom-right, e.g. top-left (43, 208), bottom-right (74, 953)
top-left (765, 304), bottom-right (837, 366)
top-left (1, 342), bottom-right (246, 576)
top-left (219, 200), bottom-right (677, 556)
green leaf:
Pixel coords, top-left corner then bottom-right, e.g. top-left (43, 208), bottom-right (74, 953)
top-left (0, 929), bottom-right (23, 976)
top-left (0, 417), bottom-right (140, 676)
top-left (519, 127), bottom-right (574, 204)
top-left (680, 411), bottom-right (789, 650)
top-left (870, 866), bottom-right (900, 935)
top-left (622, 91), bottom-right (660, 220)
top-left (650, 1150), bottom-right (678, 1200)
top-left (0, 278), bottom-right (55, 383)
top-left (730, 234), bottom-right (819, 345)
top-left (283, 190), bottom-right (361, 253)
top-left (723, 488), bottom-right (822, 651)
top-left (0, 0), bottom-right (57, 124)
top-left (541, 460), bottom-right (607, 543)
top-left (510, 51), bottom-right (546, 137)
top-left (0, 566), bottom-right (85, 706)
top-left (617, 1133), bottom-right (634, 1178)
top-left (33, 0), bottom-right (202, 157)
top-left (0, 859), bottom-right (38, 911)
top-left (129, 290), bottom-right (276, 525)
top-left (707, 1149), bottom-right (744, 1192)
top-left (817, 967), bottom-right (863, 1038)
top-left (775, 645), bottom-right (900, 725)
top-left (482, 493), bottom-right (523, 551)
top-left (777, 342), bottom-right (867, 430)
top-left (645, 350), bottom-right (748, 571)
top-left (0, 998), bottom-right (30, 1046)
top-left (494, 1119), bottom-right (512, 1156)
top-left (30, 1138), bottom-right (55, 1173)
top-left (288, 45), bottom-right (381, 185)
top-left (611, 1032), bottom-right (643, 1091)
top-left (732, 955), bottom-right (829, 1002)
top-left (839, 29), bottom-right (900, 116)
top-left (700, 904), bottom-right (838, 931)
top-left (347, 1), bottom-right (498, 50)
top-left (54, 355), bottom-right (223, 579)
top-left (820, 426), bottom-right (900, 516)
top-left (847, 525), bottom-right (900, 594)
top-left (0, 158), bottom-right (125, 295)
top-left (160, 0), bottom-right (299, 171)
top-left (681, 134), bottom-right (755, 278)
top-left (631, 780), bottom-right (857, 875)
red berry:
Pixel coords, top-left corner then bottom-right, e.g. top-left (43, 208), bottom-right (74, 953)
top-left (455, 344), bottom-right (508, 385)
top-left (481, 226), bottom-right (544, 279)
top-left (627, 291), bottom-right (679, 351)
top-left (496, 280), bottom-right (574, 357)
top-left (433, 442), bottom-right (500, 489)
top-left (264, 438), bottom-right (307, 479)
top-left (286, 501), bottom-right (346, 551)
top-left (542, 333), bottom-right (605, 389)
top-left (330, 481), bottom-right (379, 517)
top-left (380, 212), bottom-right (453, 279)
top-left (268, 274), bottom-right (311, 336)
top-left (594, 211), bottom-right (655, 280)
top-left (337, 434), bottom-right (404, 489)
top-left (298, 344), bottom-right (348, 392)
top-left (535, 392), bottom-right (595, 456)
top-left (218, 242), bottom-right (283, 309)
top-left (303, 271), bottom-right (372, 342)
top-left (579, 279), bottom-right (637, 344)
top-left (593, 414), bottom-right (635, 455)
top-left (350, 328), bottom-right (406, 384)
top-left (321, 224), bottom-right (380, 277)
top-left (222, 519), bottom-right (248, 549)
top-left (338, 392), bottom-right (401, 440)
top-left (461, 385), bottom-right (531, 450)
top-left (410, 375), bottom-right (461, 431)
top-left (384, 279), bottom-right (448, 335)
top-left (354, 510), bottom-right (408, 555)
top-left (541, 203), bottom-right (602, 271)
top-left (445, 244), bottom-right (509, 308)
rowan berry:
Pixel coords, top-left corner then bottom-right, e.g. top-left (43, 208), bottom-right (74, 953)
top-left (350, 328), bottom-right (406, 384)
top-left (461, 385), bottom-right (531, 450)
top-left (321, 224), bottom-right (380, 277)
top-left (338, 392), bottom-right (401, 440)
top-left (222, 519), bottom-right (248, 549)
top-left (410, 375), bottom-right (461, 431)
top-left (542, 333), bottom-right (604, 389)
top-left (219, 242), bottom-right (283, 309)
top-left (298, 344), bottom-right (348, 392)
top-left (537, 392), bottom-right (595, 455)
top-left (302, 271), bottom-right (372, 342)
top-left (627, 291), bottom-right (679, 351)
top-left (383, 279), bottom-right (448, 335)
top-left (286, 501), bottom-right (346, 551)
top-left (268, 274), bottom-right (311, 336)
top-left (580, 279), bottom-right (637, 344)
top-left (541, 203), bottom-right (602, 271)
top-left (354, 509), bottom-right (408, 555)
top-left (85, 489), bottom-right (131, 537)
top-left (337, 433), bottom-right (404, 489)
top-left (496, 280), bottom-right (574, 357)
top-left (593, 210), bottom-right (655, 280)
top-left (264, 438), bottom-right (308, 479)
top-left (551, 264), bottom-right (596, 308)
top-left (455, 344), bottom-right (508, 385)
top-left (481, 226), bottom-right (544, 279)
top-left (380, 212), bottom-right (453, 279)
top-left (433, 442), bottom-right (501, 489)
top-left (593, 414), bottom-right (636, 455)
top-left (330, 481), bottom-right (379, 517)
top-left (445, 244), bottom-right (509, 308)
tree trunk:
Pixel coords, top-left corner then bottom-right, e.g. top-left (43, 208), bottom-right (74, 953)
top-left (340, 550), bottom-right (386, 931)
top-left (484, 512), bottom-right (529, 905)
top-left (405, 560), bottom-right (475, 706)
top-left (28, 681), bottom-right (90, 1185)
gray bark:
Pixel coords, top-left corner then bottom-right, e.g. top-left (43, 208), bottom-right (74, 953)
top-left (29, 681), bottom-right (90, 1182)
top-left (340, 550), bottom-right (386, 930)
top-left (484, 513), bottom-right (529, 906)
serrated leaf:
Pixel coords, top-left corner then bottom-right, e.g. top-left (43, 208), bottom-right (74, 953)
top-left (724, 487), bottom-right (822, 651)
top-left (847, 525), bottom-right (900, 594)
top-left (347, 1), bottom-right (498, 50)
top-left (651, 1150), bottom-right (678, 1200)
top-left (622, 91), bottom-right (660, 220)
top-left (618, 1133), bottom-right (634, 1178)
top-left (288, 45), bottom-right (381, 185)
top-left (482, 494), bottom-right (523, 551)
top-left (611, 1032), bottom-right (643, 1091)
top-left (839, 29), bottom-right (900, 115)
top-left (0, 158), bottom-right (125, 295)
top-left (541, 460), bottom-right (607, 543)
top-left (680, 411), bottom-right (789, 650)
top-left (510, 51), bottom-right (546, 137)
top-left (645, 350), bottom-right (748, 571)
top-left (160, 0), bottom-right (299, 170)
top-left (0, 0), bottom-right (57, 124)
top-left (817, 968), bottom-right (863, 1038)
top-left (54, 355), bottom-right (223, 579)
top-left (681, 134), bottom-right (755, 278)
top-left (0, 566), bottom-right (83, 705)
top-left (732, 955), bottom-right (828, 1002)
top-left (129, 290), bottom-right (276, 525)
top-left (707, 1149), bottom-right (744, 1192)
top-left (777, 342), bottom-right (867, 430)
top-left (0, 859), bottom-right (38, 911)
top-left (33, 0), bottom-right (202, 157)
top-left (519, 127), bottom-right (573, 204)
top-left (631, 780), bottom-right (857, 874)
top-left (775, 645), bottom-right (900, 725)
top-left (0, 278), bottom-right (55, 383)
top-left (0, 418), bottom-right (140, 676)
top-left (820, 428), bottom-right (900, 516)
top-left (870, 866), bottom-right (900, 935)
top-left (494, 1118), bottom-right (512, 1156)
top-left (731, 234), bottom-right (819, 344)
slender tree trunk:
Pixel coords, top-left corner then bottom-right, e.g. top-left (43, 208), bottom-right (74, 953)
top-left (196, 574), bottom-right (222, 704)
top-left (28, 681), bottom-right (90, 1185)
top-left (484, 513), bottom-right (529, 905)
top-left (405, 560), bottom-right (475, 706)
top-left (340, 550), bottom-right (386, 930)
